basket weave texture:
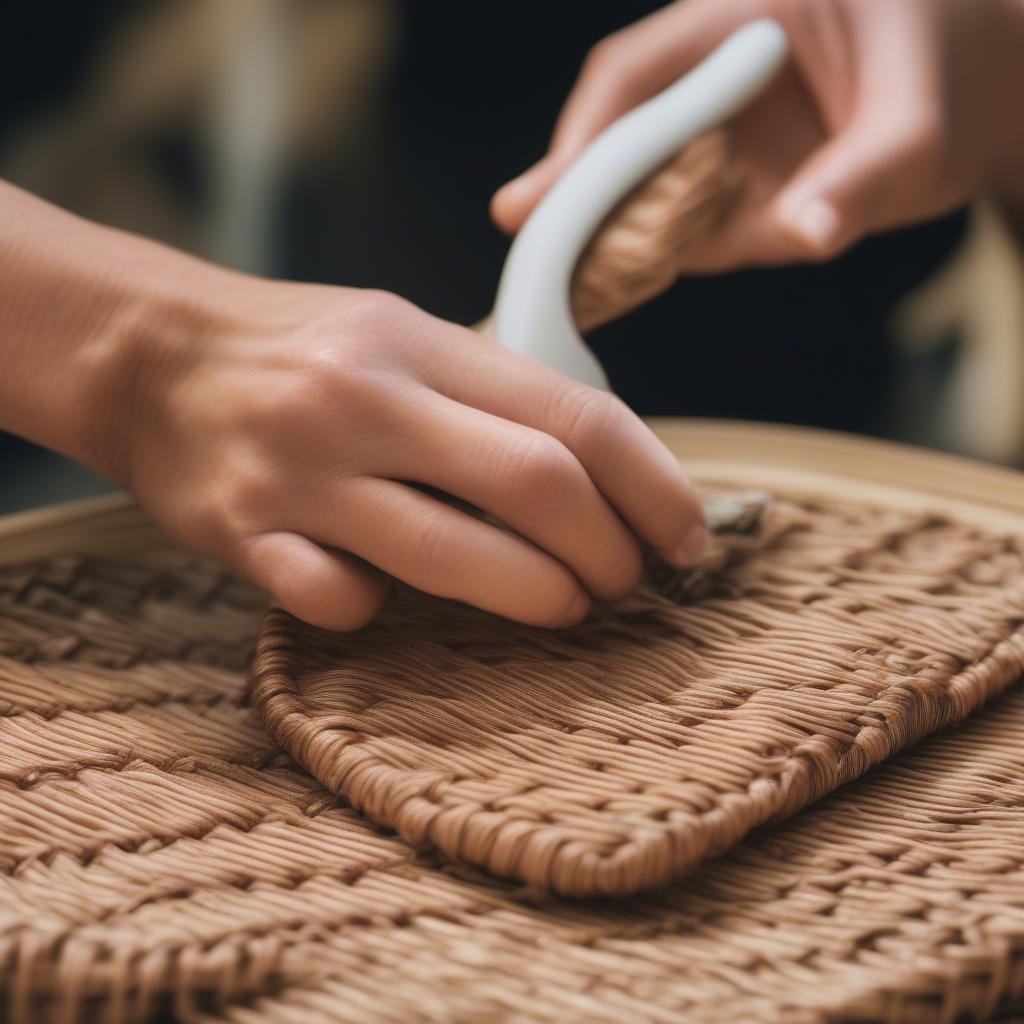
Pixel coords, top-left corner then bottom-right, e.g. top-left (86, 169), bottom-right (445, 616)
top-left (1, 544), bottom-right (1024, 1022)
top-left (251, 494), bottom-right (1024, 897)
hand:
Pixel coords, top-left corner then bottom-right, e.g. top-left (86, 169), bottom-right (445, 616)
top-left (109, 280), bottom-right (706, 630)
top-left (492, 0), bottom-right (1024, 269)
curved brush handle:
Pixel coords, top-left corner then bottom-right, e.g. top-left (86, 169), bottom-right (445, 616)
top-left (492, 19), bottom-right (788, 389)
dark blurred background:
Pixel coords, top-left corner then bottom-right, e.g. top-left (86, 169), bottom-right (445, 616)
top-left (3, 0), bottom-right (1006, 516)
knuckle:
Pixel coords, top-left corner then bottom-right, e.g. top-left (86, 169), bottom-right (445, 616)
top-left (213, 471), bottom-right (270, 539)
top-left (557, 386), bottom-right (627, 451)
top-left (342, 288), bottom-right (411, 334)
top-left (293, 336), bottom-right (383, 410)
top-left (177, 490), bottom-right (247, 556)
top-left (582, 36), bottom-right (618, 75)
top-left (581, 31), bottom-right (651, 96)
top-left (406, 513), bottom-right (459, 581)
top-left (175, 502), bottom-right (224, 556)
top-left (858, 97), bottom-right (943, 182)
top-left (495, 434), bottom-right (579, 505)
top-left (898, 109), bottom-right (943, 167)
top-left (248, 378), bottom-right (305, 425)
top-left (218, 468), bottom-right (265, 521)
top-left (801, 230), bottom-right (847, 264)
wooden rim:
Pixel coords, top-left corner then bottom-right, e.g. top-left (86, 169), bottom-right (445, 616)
top-left (0, 492), bottom-right (162, 566)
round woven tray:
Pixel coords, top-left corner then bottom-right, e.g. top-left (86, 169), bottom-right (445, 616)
top-left (2, 421), bottom-right (1023, 1023)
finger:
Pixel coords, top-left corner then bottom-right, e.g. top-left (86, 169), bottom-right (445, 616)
top-left (234, 530), bottom-right (390, 631)
top-left (772, 115), bottom-right (943, 260)
top-left (773, 6), bottom-right (944, 260)
top-left (394, 392), bottom-right (644, 600)
top-left (491, 152), bottom-right (572, 235)
top-left (673, 202), bottom-right (808, 272)
top-left (414, 330), bottom-right (708, 567)
top-left (298, 477), bottom-right (590, 628)
top-left (492, 0), bottom-right (766, 233)
top-left (669, 63), bottom-right (831, 271)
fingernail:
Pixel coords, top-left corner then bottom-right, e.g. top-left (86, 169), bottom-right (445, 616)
top-left (554, 591), bottom-right (590, 628)
top-left (667, 522), bottom-right (710, 568)
top-left (780, 197), bottom-right (840, 252)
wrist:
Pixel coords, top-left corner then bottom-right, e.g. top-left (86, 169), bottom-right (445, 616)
top-left (76, 240), bottom-right (257, 489)
top-left (0, 183), bottom-right (247, 484)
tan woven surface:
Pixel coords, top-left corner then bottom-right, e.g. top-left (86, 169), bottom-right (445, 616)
top-left (251, 489), bottom-right (1024, 897)
top-left (569, 130), bottom-right (733, 332)
top-left (1, 541), bottom-right (1024, 1022)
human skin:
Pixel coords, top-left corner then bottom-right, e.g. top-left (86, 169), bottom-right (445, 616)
top-left (0, 181), bottom-right (707, 630)
top-left (493, 0), bottom-right (1024, 269)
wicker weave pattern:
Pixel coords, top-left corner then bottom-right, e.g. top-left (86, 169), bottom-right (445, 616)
top-left (569, 130), bottom-right (733, 332)
top-left (251, 496), bottom-right (1024, 896)
top-left (1, 549), bottom-right (1023, 1022)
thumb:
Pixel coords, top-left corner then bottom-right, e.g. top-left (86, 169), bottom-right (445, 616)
top-left (490, 150), bottom-right (574, 235)
top-left (772, 121), bottom-right (929, 261)
top-left (491, 0), bottom-right (755, 236)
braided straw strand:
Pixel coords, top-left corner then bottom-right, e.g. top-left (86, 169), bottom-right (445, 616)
top-left (570, 129), bottom-right (735, 332)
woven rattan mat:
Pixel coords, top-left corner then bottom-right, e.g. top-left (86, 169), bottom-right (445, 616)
top-left (1, 547), bottom-right (1024, 1023)
top-left (251, 492), bottom-right (1024, 897)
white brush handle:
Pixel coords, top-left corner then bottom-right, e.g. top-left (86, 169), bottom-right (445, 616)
top-left (492, 19), bottom-right (788, 389)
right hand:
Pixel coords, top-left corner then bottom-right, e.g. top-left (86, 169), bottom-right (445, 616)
top-left (493, 0), bottom-right (1024, 269)
top-left (99, 281), bottom-right (706, 631)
